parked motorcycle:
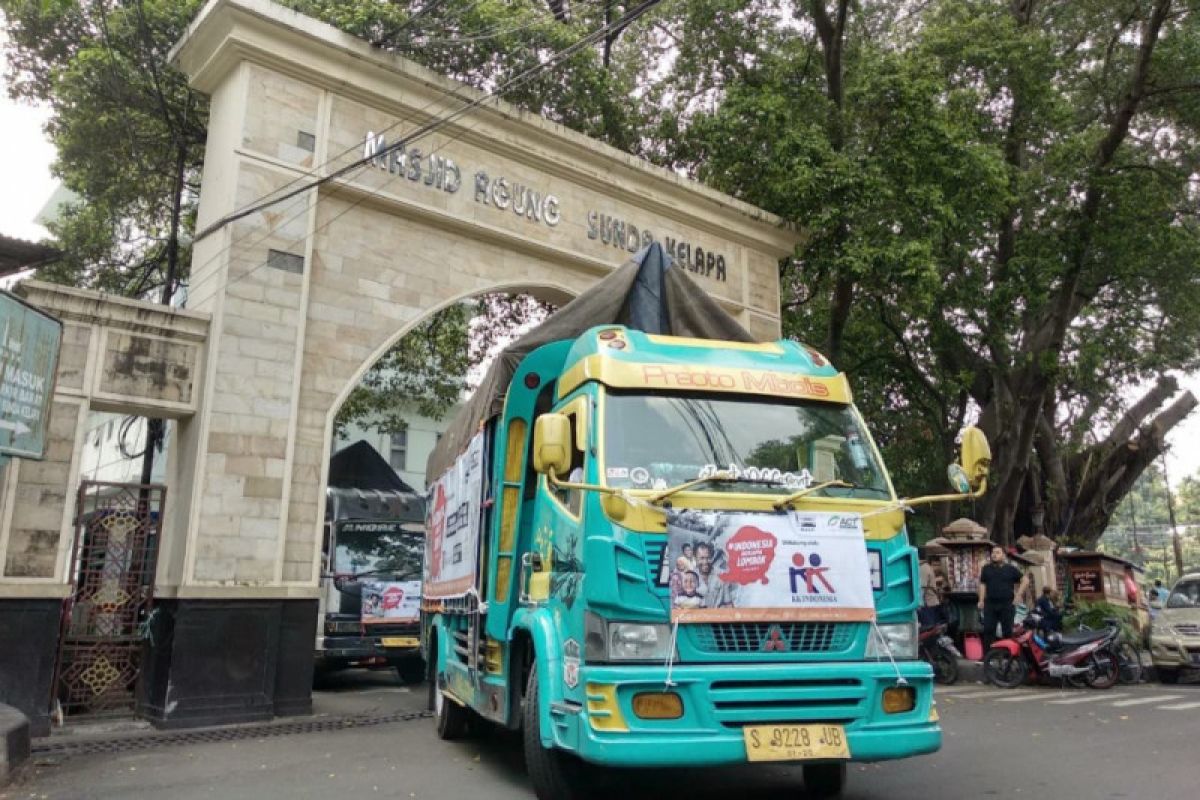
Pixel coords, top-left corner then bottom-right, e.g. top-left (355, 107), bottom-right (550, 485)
top-left (919, 621), bottom-right (962, 684)
top-left (983, 612), bottom-right (1120, 690)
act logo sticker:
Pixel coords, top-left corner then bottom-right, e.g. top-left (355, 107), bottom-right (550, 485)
top-left (562, 639), bottom-right (581, 689)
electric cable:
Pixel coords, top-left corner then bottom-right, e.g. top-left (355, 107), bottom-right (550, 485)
top-left (180, 0), bottom-right (616, 299)
top-left (188, 0), bottom-right (600, 245)
top-left (191, 0), bottom-right (660, 245)
top-left (182, 0), bottom-right (662, 302)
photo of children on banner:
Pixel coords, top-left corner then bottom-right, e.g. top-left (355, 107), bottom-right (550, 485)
top-left (666, 509), bottom-right (876, 623)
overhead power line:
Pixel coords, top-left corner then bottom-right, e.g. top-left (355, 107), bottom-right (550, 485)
top-left (182, 0), bottom-right (662, 301)
top-left (191, 0), bottom-right (662, 245)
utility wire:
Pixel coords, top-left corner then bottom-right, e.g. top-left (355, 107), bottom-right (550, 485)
top-left (187, 0), bottom-right (577, 246)
top-left (183, 0), bottom-right (661, 301)
top-left (180, 0), bottom-right (607, 297)
top-left (191, 0), bottom-right (660, 245)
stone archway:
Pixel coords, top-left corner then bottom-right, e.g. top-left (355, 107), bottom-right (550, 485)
top-left (137, 0), bottom-right (800, 726)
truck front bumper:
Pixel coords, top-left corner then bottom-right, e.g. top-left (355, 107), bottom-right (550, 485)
top-left (316, 635), bottom-right (420, 667)
top-left (550, 660), bottom-right (939, 768)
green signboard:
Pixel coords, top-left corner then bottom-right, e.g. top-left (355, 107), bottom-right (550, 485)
top-left (0, 289), bottom-right (62, 460)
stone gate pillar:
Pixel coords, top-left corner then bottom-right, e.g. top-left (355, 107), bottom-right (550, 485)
top-left (157, 0), bottom-right (796, 729)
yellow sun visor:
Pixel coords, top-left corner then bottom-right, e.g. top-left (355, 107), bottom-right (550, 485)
top-left (558, 356), bottom-right (852, 403)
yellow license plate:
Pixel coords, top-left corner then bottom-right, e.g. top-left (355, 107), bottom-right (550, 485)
top-left (381, 636), bottom-right (419, 648)
top-left (743, 724), bottom-right (850, 762)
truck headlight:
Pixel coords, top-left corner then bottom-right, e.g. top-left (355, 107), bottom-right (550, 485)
top-left (866, 621), bottom-right (918, 660)
top-left (585, 613), bottom-right (675, 662)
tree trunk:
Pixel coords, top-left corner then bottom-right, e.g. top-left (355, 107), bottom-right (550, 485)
top-left (1055, 391), bottom-right (1197, 548)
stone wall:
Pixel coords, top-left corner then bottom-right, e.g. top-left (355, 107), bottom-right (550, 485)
top-left (165, 0), bottom-right (797, 599)
top-left (0, 284), bottom-right (208, 588)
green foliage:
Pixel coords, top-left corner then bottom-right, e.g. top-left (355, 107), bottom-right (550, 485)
top-left (654, 0), bottom-right (1200, 544)
top-left (1063, 600), bottom-right (1138, 646)
top-left (1, 0), bottom-right (208, 294)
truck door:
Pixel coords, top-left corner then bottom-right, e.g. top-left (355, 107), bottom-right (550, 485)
top-left (525, 394), bottom-right (589, 604)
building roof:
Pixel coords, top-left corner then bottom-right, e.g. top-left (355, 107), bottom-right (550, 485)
top-left (0, 234), bottom-right (60, 277)
top-left (1059, 549), bottom-right (1145, 572)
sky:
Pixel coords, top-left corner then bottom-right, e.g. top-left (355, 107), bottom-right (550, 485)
top-left (0, 35), bottom-right (1198, 484)
top-left (0, 31), bottom-right (54, 243)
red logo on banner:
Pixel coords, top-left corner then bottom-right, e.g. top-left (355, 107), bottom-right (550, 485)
top-left (382, 586), bottom-right (405, 610)
top-left (719, 525), bottom-right (778, 585)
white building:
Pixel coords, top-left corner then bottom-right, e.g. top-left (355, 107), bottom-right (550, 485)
top-left (77, 413), bottom-right (167, 485)
top-left (334, 402), bottom-right (459, 494)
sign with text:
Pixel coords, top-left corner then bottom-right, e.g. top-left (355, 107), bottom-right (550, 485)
top-left (361, 580), bottom-right (421, 624)
top-left (1071, 569), bottom-right (1101, 595)
top-left (0, 290), bottom-right (62, 459)
top-left (424, 431), bottom-right (485, 598)
top-left (666, 509), bottom-right (876, 623)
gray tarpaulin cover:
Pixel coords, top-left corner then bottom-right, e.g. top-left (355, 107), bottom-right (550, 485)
top-left (426, 243), bottom-right (756, 482)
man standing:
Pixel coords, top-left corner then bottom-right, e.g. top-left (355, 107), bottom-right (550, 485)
top-left (695, 542), bottom-right (736, 608)
top-left (977, 546), bottom-right (1027, 651)
top-left (1153, 579), bottom-right (1169, 605)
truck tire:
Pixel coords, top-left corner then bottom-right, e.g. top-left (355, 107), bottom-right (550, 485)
top-left (434, 678), bottom-right (469, 740)
top-left (396, 657), bottom-right (425, 685)
top-left (803, 763), bottom-right (846, 799)
top-left (523, 662), bottom-right (591, 800)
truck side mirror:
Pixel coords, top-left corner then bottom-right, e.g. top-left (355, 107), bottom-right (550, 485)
top-left (959, 426), bottom-right (991, 491)
top-left (533, 413), bottom-right (571, 477)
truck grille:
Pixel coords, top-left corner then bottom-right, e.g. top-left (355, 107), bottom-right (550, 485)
top-left (1174, 624), bottom-right (1200, 636)
top-left (709, 678), bottom-right (866, 728)
top-left (690, 623), bottom-right (854, 654)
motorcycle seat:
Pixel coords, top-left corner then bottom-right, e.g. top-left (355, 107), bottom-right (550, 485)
top-left (1055, 628), bottom-right (1109, 646)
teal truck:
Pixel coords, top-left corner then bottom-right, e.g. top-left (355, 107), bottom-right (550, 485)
top-left (421, 247), bottom-right (990, 799)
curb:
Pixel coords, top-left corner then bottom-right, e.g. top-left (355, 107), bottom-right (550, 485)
top-left (0, 703), bottom-right (31, 786)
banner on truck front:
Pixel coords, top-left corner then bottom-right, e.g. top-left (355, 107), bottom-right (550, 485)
top-left (665, 509), bottom-right (876, 623)
top-left (424, 431), bottom-right (485, 598)
top-left (361, 580), bottom-right (421, 623)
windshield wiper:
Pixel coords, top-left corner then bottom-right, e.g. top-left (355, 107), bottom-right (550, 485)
top-left (771, 480), bottom-right (893, 510)
top-left (648, 473), bottom-right (792, 505)
top-left (772, 480), bottom-right (853, 510)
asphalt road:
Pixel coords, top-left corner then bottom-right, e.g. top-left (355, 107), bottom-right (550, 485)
top-left (8, 670), bottom-right (1199, 800)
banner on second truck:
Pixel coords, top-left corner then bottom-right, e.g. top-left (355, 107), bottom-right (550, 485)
top-left (665, 509), bottom-right (876, 622)
top-left (424, 431), bottom-right (486, 598)
top-left (362, 580), bottom-right (422, 623)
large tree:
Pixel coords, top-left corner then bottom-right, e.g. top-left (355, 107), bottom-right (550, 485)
top-left (2, 0), bottom-right (653, 425)
top-left (658, 0), bottom-right (1200, 546)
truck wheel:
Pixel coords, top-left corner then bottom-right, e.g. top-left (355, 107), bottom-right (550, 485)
top-left (396, 658), bottom-right (425, 686)
top-left (523, 662), bottom-right (591, 800)
top-left (803, 763), bottom-right (846, 799)
top-left (434, 679), bottom-right (469, 740)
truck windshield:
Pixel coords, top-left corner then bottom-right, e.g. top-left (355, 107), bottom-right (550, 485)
top-left (333, 525), bottom-right (424, 581)
top-left (603, 391), bottom-right (891, 499)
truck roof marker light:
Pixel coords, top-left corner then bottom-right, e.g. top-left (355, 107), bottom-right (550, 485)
top-left (607, 340), bottom-right (626, 349)
top-left (599, 330), bottom-right (619, 340)
top-left (524, 373), bottom-right (541, 389)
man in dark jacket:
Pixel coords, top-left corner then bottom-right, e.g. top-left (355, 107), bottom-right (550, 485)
top-left (1034, 587), bottom-right (1063, 632)
top-left (976, 546), bottom-right (1028, 651)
